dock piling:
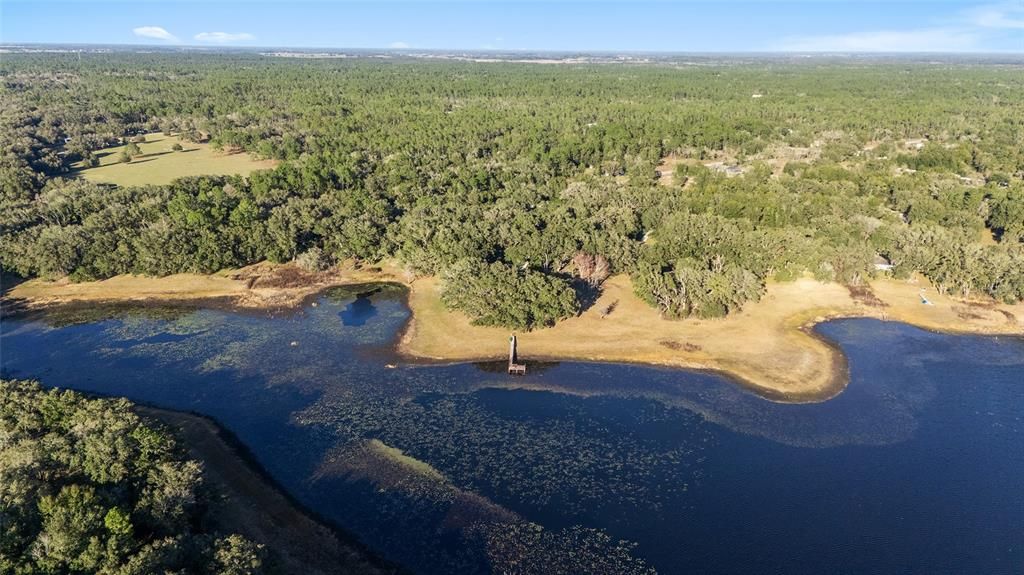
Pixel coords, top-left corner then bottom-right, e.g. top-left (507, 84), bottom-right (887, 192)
top-left (508, 334), bottom-right (527, 375)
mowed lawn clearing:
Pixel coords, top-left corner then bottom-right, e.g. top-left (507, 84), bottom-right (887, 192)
top-left (72, 132), bottom-right (278, 186)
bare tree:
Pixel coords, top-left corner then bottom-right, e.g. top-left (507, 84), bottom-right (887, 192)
top-left (591, 255), bottom-right (610, 285)
top-left (573, 252), bottom-right (595, 282)
top-left (573, 252), bottom-right (610, 287)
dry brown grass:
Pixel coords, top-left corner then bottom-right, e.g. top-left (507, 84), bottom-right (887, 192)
top-left (6, 272), bottom-right (248, 305)
top-left (654, 154), bottom-right (690, 186)
top-left (978, 226), bottom-right (1000, 246)
top-left (4, 261), bottom-right (407, 311)
top-left (400, 274), bottom-right (1023, 402)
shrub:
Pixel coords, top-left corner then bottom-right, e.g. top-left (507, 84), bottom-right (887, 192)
top-left (294, 247), bottom-right (332, 272)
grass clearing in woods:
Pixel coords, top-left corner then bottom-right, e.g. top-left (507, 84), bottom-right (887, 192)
top-left (72, 132), bottom-right (278, 187)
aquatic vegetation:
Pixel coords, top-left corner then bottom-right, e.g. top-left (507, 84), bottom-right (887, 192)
top-left (469, 523), bottom-right (656, 575)
top-left (4, 286), bottom-right (1023, 574)
top-left (301, 390), bottom-right (712, 520)
top-left (312, 438), bottom-right (654, 574)
top-left (16, 303), bottom-right (197, 329)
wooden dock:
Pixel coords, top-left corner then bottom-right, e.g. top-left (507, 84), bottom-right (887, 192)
top-left (508, 335), bottom-right (527, 375)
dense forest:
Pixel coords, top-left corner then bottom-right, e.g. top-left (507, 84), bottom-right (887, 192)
top-left (1, 52), bottom-right (1022, 327)
top-left (0, 379), bottom-right (264, 574)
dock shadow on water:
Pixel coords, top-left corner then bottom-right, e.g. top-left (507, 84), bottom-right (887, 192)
top-left (472, 359), bottom-right (561, 375)
top-left (2, 284), bottom-right (1023, 575)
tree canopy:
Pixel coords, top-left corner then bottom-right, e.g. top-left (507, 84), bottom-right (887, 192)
top-left (0, 379), bottom-right (265, 575)
top-left (1, 52), bottom-right (1022, 326)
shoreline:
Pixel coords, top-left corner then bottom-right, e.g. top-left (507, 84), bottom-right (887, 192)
top-left (133, 404), bottom-right (399, 575)
top-left (397, 274), bottom-right (1022, 402)
top-left (1, 262), bottom-right (408, 315)
top-left (5, 263), bottom-right (1022, 403)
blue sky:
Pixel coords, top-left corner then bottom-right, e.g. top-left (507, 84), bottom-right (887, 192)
top-left (2, 1), bottom-right (1022, 52)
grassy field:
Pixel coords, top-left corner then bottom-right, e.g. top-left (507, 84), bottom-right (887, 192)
top-left (72, 132), bottom-right (277, 186)
top-left (3, 261), bottom-right (410, 310)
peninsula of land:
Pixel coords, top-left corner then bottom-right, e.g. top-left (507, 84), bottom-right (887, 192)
top-left (135, 406), bottom-right (398, 575)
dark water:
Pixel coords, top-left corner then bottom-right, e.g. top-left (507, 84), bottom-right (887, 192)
top-left (2, 284), bottom-right (1022, 574)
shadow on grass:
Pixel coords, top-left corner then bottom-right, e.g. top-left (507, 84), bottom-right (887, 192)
top-left (572, 279), bottom-right (604, 315)
top-left (90, 147), bottom-right (197, 163)
top-left (0, 272), bottom-right (31, 319)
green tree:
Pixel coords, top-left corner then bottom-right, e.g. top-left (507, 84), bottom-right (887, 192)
top-left (442, 260), bottom-right (580, 330)
top-left (0, 380), bottom-right (265, 575)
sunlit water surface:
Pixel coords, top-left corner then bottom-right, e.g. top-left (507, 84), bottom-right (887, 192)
top-left (2, 285), bottom-right (1022, 574)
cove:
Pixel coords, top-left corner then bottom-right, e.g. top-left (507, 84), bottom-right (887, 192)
top-left (2, 284), bottom-right (1023, 574)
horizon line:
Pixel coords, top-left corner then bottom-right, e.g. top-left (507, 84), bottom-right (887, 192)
top-left (3, 42), bottom-right (1023, 56)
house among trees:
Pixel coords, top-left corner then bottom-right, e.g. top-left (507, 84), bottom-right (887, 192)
top-left (874, 254), bottom-right (894, 272)
top-left (705, 161), bottom-right (745, 176)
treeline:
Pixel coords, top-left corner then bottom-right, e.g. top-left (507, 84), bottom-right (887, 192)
top-left (0, 380), bottom-right (264, 574)
top-left (1, 53), bottom-right (1023, 328)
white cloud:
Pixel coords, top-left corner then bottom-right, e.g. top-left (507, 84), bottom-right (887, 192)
top-left (194, 32), bottom-right (255, 44)
top-left (775, 2), bottom-right (1023, 53)
top-left (969, 2), bottom-right (1024, 29)
top-left (388, 41), bottom-right (410, 49)
top-left (777, 28), bottom-right (982, 52)
top-left (133, 26), bottom-right (178, 43)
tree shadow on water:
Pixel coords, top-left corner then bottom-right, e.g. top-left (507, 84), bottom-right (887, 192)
top-left (338, 287), bottom-right (390, 327)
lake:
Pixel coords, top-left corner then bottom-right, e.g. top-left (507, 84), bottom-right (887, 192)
top-left (2, 284), bottom-right (1022, 574)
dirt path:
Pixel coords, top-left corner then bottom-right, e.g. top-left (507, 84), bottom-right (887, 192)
top-left (135, 406), bottom-right (400, 575)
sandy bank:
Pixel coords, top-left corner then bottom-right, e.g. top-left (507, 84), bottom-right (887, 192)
top-left (399, 275), bottom-right (1023, 402)
top-left (6, 264), bottom-right (1021, 402)
top-left (3, 262), bottom-right (406, 312)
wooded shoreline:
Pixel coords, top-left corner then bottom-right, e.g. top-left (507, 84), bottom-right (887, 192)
top-left (6, 262), bottom-right (1021, 402)
top-left (133, 405), bottom-right (400, 575)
